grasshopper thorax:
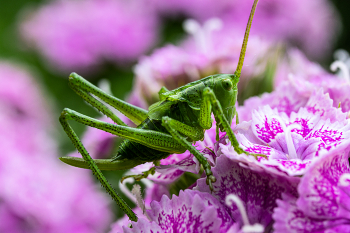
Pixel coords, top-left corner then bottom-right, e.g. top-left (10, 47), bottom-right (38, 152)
top-left (158, 73), bottom-right (239, 127)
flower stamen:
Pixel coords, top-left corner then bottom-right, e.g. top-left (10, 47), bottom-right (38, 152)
top-left (225, 194), bottom-right (264, 233)
top-left (333, 49), bottom-right (349, 63)
top-left (131, 184), bottom-right (146, 214)
top-left (330, 60), bottom-right (350, 83)
top-left (118, 176), bottom-right (137, 204)
top-left (118, 172), bottom-right (153, 205)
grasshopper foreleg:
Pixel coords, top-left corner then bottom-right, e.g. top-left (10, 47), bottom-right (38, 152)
top-left (201, 87), bottom-right (266, 160)
top-left (201, 87), bottom-right (248, 155)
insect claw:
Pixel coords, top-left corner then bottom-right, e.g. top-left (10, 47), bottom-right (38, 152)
top-left (206, 175), bottom-right (216, 192)
top-left (249, 153), bottom-right (268, 160)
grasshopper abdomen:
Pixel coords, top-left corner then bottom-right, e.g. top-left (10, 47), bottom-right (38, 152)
top-left (114, 117), bottom-right (169, 162)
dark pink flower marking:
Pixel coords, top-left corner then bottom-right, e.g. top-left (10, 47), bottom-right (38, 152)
top-left (270, 96), bottom-right (302, 117)
top-left (297, 149), bottom-right (350, 218)
top-left (277, 160), bottom-right (309, 170)
top-left (307, 104), bottom-right (325, 117)
top-left (153, 169), bottom-right (184, 182)
top-left (255, 117), bottom-right (283, 143)
top-left (289, 118), bottom-right (312, 138)
top-left (235, 97), bottom-right (350, 176)
top-left (301, 153), bottom-right (347, 217)
top-left (245, 144), bottom-right (272, 156)
top-left (305, 125), bottom-right (344, 156)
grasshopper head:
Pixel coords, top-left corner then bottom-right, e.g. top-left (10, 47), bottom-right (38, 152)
top-left (212, 74), bottom-right (239, 128)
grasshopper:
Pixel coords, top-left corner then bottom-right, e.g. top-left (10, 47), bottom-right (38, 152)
top-left (59, 0), bottom-right (259, 222)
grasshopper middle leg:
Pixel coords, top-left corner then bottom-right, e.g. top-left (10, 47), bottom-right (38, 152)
top-left (161, 116), bottom-right (216, 191)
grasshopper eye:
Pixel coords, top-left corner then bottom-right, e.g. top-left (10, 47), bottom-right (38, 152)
top-left (222, 79), bottom-right (233, 91)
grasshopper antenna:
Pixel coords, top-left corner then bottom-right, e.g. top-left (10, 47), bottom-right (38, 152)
top-left (234, 0), bottom-right (259, 80)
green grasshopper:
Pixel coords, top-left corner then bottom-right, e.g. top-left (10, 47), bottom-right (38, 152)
top-left (59, 0), bottom-right (259, 222)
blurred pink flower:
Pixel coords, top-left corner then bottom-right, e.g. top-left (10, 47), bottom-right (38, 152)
top-left (0, 62), bottom-right (51, 125)
top-left (0, 154), bottom-right (112, 233)
top-left (237, 48), bottom-right (350, 125)
top-left (0, 61), bottom-right (54, 157)
top-left (131, 18), bottom-right (274, 106)
top-left (151, 0), bottom-right (340, 59)
top-left (0, 61), bottom-right (112, 232)
top-left (273, 48), bottom-right (336, 88)
top-left (20, 0), bottom-right (158, 73)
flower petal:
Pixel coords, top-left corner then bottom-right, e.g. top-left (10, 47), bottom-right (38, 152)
top-left (273, 194), bottom-right (350, 233)
top-left (194, 153), bottom-right (298, 228)
top-left (296, 148), bottom-right (350, 219)
top-left (304, 89), bottom-right (347, 123)
top-left (129, 190), bottom-right (232, 232)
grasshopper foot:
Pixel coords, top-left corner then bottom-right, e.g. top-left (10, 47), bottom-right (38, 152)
top-left (206, 175), bottom-right (217, 192)
top-left (233, 146), bottom-right (267, 160)
top-left (249, 153), bottom-right (268, 160)
top-left (233, 146), bottom-right (249, 155)
top-left (205, 166), bottom-right (217, 192)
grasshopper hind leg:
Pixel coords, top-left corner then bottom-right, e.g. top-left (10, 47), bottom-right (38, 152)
top-left (59, 108), bottom-right (138, 221)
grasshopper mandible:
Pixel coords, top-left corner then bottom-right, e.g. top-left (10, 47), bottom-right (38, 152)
top-left (59, 0), bottom-right (259, 222)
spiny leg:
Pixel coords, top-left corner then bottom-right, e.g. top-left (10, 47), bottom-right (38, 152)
top-left (161, 116), bottom-right (216, 191)
top-left (60, 108), bottom-right (186, 155)
top-left (162, 117), bottom-right (204, 142)
top-left (59, 156), bottom-right (143, 171)
top-left (200, 87), bottom-right (245, 154)
top-left (201, 87), bottom-right (266, 159)
top-left (69, 72), bottom-right (148, 125)
top-left (70, 84), bottom-right (127, 126)
top-left (59, 109), bottom-right (192, 185)
top-left (59, 110), bottom-right (138, 222)
top-left (121, 117), bottom-right (205, 182)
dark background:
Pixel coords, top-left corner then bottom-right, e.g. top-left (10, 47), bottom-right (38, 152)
top-left (332, 0), bottom-right (350, 53)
